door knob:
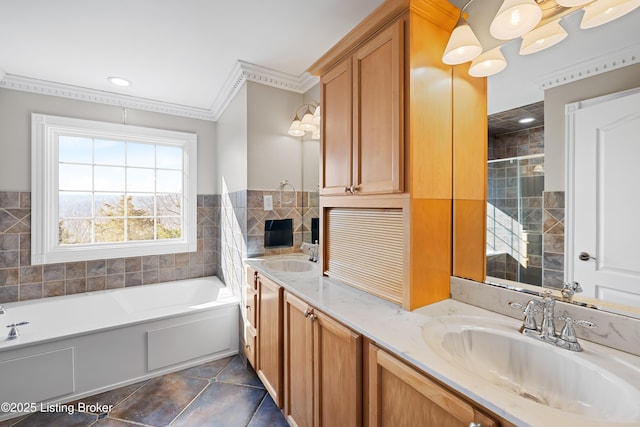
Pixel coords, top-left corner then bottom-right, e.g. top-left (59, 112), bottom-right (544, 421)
top-left (578, 252), bottom-right (596, 262)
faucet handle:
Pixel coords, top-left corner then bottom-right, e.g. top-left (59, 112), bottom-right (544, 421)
top-left (558, 316), bottom-right (596, 343)
top-left (508, 301), bottom-right (525, 311)
top-left (6, 321), bottom-right (29, 340)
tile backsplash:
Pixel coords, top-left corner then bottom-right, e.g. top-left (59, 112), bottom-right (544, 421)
top-left (0, 192), bottom-right (219, 303)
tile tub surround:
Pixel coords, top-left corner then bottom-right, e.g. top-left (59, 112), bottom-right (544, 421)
top-left (0, 192), bottom-right (219, 303)
top-left (244, 256), bottom-right (640, 427)
top-left (246, 189), bottom-right (317, 257)
top-left (0, 355), bottom-right (288, 427)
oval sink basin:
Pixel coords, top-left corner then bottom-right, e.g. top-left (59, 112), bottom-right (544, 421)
top-left (422, 316), bottom-right (640, 424)
top-left (262, 258), bottom-right (314, 273)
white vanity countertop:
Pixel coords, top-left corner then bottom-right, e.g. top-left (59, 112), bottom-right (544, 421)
top-left (245, 255), bottom-right (640, 427)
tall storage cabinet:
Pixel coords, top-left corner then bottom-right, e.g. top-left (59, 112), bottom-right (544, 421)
top-left (310, 0), bottom-right (486, 310)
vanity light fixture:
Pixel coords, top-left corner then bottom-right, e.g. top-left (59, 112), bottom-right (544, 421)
top-left (442, 0), bottom-right (638, 78)
top-left (580, 0), bottom-right (640, 29)
top-left (107, 76), bottom-right (131, 87)
top-left (442, 0), bottom-right (483, 65)
top-left (490, 0), bottom-right (543, 40)
top-left (288, 101), bottom-right (320, 140)
top-left (469, 47), bottom-right (508, 77)
top-left (519, 19), bottom-right (568, 55)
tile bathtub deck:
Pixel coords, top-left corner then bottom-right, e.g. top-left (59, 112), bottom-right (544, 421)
top-left (0, 355), bottom-right (289, 427)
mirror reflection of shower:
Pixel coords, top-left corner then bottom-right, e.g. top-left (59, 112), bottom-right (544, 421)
top-left (487, 154), bottom-right (544, 286)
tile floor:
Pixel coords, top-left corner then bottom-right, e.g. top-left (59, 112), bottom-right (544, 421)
top-left (0, 355), bottom-right (289, 427)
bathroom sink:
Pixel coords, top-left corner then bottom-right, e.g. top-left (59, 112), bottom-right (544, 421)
top-left (422, 315), bottom-right (640, 424)
top-left (262, 258), bottom-right (314, 273)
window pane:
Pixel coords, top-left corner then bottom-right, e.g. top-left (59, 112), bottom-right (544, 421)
top-left (127, 143), bottom-right (155, 167)
top-left (95, 193), bottom-right (124, 218)
top-left (59, 192), bottom-right (92, 217)
top-left (95, 166), bottom-right (125, 192)
top-left (127, 168), bottom-right (155, 192)
top-left (129, 194), bottom-right (154, 217)
top-left (157, 170), bottom-right (182, 193)
top-left (95, 218), bottom-right (124, 242)
top-left (94, 140), bottom-right (125, 166)
top-left (127, 218), bottom-right (155, 241)
top-left (156, 194), bottom-right (181, 216)
top-left (59, 164), bottom-right (93, 191)
top-left (59, 218), bottom-right (92, 244)
top-left (156, 145), bottom-right (183, 169)
top-left (59, 136), bottom-right (92, 164)
top-left (157, 217), bottom-right (182, 239)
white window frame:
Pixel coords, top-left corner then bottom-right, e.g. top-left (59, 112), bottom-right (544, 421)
top-left (31, 113), bottom-right (197, 265)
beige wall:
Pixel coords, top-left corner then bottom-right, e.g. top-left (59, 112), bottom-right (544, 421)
top-left (247, 82), bottom-right (305, 191)
top-left (302, 84), bottom-right (320, 192)
top-left (544, 63), bottom-right (640, 191)
top-left (0, 88), bottom-right (217, 193)
top-left (216, 83), bottom-right (248, 194)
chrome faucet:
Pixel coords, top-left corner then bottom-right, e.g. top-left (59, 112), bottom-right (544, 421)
top-left (509, 291), bottom-right (596, 352)
top-left (6, 321), bottom-right (29, 340)
top-left (309, 240), bottom-right (319, 263)
top-left (0, 305), bottom-right (5, 315)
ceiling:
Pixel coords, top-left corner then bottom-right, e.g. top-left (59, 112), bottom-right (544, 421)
top-left (0, 0), bottom-right (638, 119)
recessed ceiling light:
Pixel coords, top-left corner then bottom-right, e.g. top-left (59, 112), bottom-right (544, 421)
top-left (518, 117), bottom-right (535, 124)
top-left (108, 77), bottom-right (131, 87)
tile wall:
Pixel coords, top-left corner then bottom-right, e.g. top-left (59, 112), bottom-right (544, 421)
top-left (0, 192), bottom-right (219, 304)
top-left (542, 191), bottom-right (565, 289)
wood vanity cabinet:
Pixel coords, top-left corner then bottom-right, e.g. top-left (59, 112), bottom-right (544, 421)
top-left (284, 291), bottom-right (363, 427)
top-left (245, 267), bottom-right (284, 408)
top-left (368, 343), bottom-right (499, 427)
top-left (320, 19), bottom-right (404, 196)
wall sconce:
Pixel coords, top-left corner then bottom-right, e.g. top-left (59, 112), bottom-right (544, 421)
top-left (442, 0), bottom-right (640, 77)
top-left (288, 101), bottom-right (320, 140)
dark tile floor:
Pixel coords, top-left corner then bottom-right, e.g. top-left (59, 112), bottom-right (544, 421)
top-left (0, 355), bottom-right (289, 427)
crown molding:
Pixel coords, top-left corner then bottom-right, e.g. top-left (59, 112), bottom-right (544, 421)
top-left (0, 61), bottom-right (319, 123)
top-left (534, 42), bottom-right (640, 90)
top-left (209, 60), bottom-right (319, 121)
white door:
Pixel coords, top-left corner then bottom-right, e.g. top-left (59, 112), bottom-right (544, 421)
top-left (568, 88), bottom-right (640, 307)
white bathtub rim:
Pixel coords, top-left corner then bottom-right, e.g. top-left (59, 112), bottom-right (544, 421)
top-left (0, 277), bottom-right (238, 352)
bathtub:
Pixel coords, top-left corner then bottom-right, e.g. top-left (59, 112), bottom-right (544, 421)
top-left (0, 277), bottom-right (238, 420)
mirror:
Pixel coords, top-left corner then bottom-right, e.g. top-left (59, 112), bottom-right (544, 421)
top-left (302, 87), bottom-right (320, 244)
top-left (448, 0), bottom-right (640, 318)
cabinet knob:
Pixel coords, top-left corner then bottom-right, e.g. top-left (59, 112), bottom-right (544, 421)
top-left (304, 308), bottom-right (312, 318)
top-left (343, 186), bottom-right (351, 193)
top-left (469, 423), bottom-right (482, 427)
top-left (310, 313), bottom-right (318, 321)
top-left (350, 185), bottom-right (358, 194)
top-left (246, 305), bottom-right (251, 309)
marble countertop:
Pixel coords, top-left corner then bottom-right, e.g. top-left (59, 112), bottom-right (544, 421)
top-left (245, 254), bottom-right (640, 427)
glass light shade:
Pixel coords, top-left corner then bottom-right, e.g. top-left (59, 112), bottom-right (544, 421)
top-left (490, 0), bottom-right (543, 40)
top-left (580, 0), bottom-right (640, 29)
top-left (442, 22), bottom-right (483, 65)
top-left (556, 0), bottom-right (592, 5)
top-left (300, 109), bottom-right (316, 132)
top-left (519, 20), bottom-right (568, 55)
top-left (288, 119), bottom-right (305, 136)
top-left (312, 105), bottom-right (321, 125)
top-left (469, 47), bottom-right (507, 77)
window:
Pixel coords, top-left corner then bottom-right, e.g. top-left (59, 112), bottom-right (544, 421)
top-left (31, 114), bottom-right (197, 264)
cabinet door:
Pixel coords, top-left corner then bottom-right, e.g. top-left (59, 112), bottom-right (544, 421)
top-left (353, 19), bottom-right (404, 195)
top-left (257, 275), bottom-right (284, 408)
top-left (321, 57), bottom-right (353, 196)
top-left (314, 310), bottom-right (362, 427)
top-left (368, 344), bottom-right (497, 427)
top-left (284, 292), bottom-right (314, 427)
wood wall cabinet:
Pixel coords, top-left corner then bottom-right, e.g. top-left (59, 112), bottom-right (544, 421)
top-left (244, 268), bottom-right (284, 409)
top-left (368, 343), bottom-right (500, 427)
top-left (284, 291), bottom-right (362, 427)
top-left (320, 19), bottom-right (404, 197)
top-left (310, 0), bottom-right (485, 310)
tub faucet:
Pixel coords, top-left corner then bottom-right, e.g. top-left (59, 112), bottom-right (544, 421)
top-left (6, 321), bottom-right (29, 340)
top-left (509, 291), bottom-right (596, 352)
top-left (0, 305), bottom-right (5, 314)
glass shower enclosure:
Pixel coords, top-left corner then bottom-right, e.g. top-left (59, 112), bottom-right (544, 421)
top-left (486, 154), bottom-right (544, 286)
